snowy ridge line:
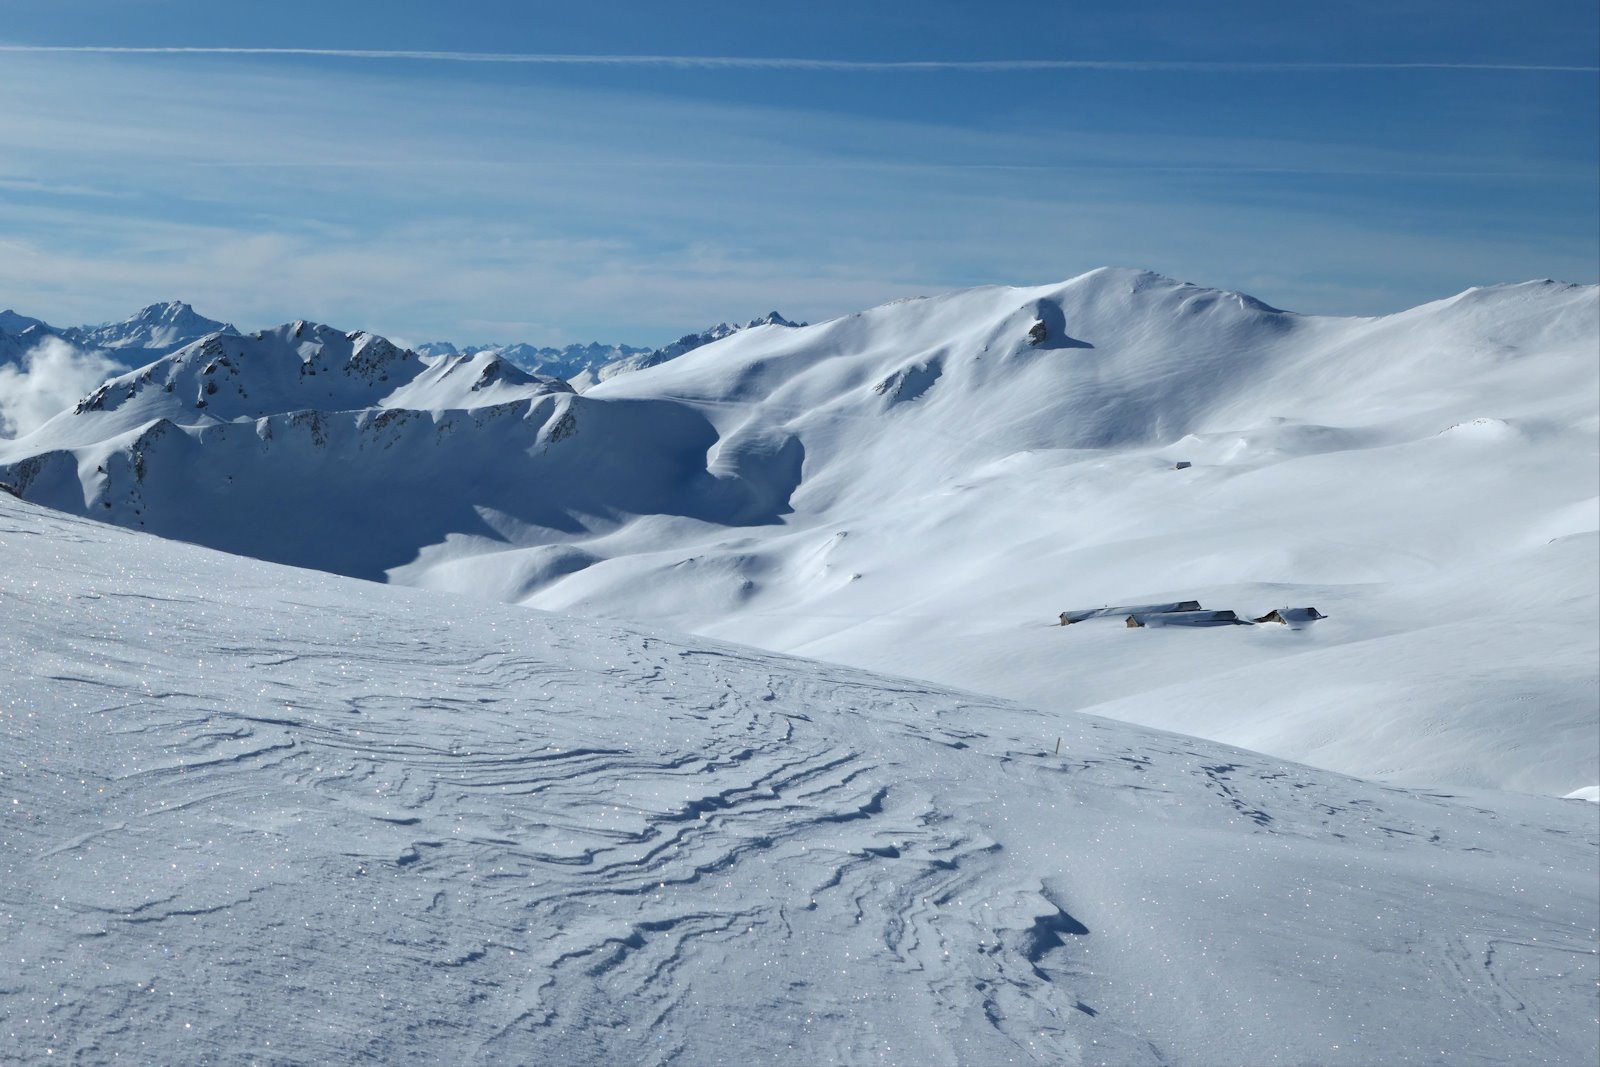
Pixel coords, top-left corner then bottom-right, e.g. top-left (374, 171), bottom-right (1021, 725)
top-left (0, 301), bottom-right (774, 441)
top-left (1, 46), bottom-right (1594, 73)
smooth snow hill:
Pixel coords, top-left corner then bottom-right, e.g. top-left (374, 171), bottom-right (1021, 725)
top-left (2, 269), bottom-right (1595, 798)
top-left (575, 311), bottom-right (806, 389)
top-left (2, 492), bottom-right (1596, 1065)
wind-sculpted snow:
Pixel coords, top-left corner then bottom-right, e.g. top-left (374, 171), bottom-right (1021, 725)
top-left (2, 495), bottom-right (1596, 1065)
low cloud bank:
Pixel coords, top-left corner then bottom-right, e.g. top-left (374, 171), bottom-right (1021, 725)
top-left (0, 337), bottom-right (120, 437)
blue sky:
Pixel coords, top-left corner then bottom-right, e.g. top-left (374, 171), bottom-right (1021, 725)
top-left (0, 1), bottom-right (1595, 345)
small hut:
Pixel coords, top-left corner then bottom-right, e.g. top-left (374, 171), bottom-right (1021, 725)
top-left (1127, 609), bottom-right (1248, 628)
top-left (1174, 461), bottom-right (1192, 470)
top-left (1252, 607), bottom-right (1327, 625)
top-left (1061, 600), bottom-right (1201, 625)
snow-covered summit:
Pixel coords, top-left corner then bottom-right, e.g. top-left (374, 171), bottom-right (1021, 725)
top-left (0, 308), bottom-right (47, 335)
top-left (747, 309), bottom-right (803, 328)
top-left (11, 319), bottom-right (572, 452)
top-left (64, 299), bottom-right (239, 352)
top-left (1, 301), bottom-right (245, 395)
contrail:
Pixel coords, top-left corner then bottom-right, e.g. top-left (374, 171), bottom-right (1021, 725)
top-left (177, 158), bottom-right (1577, 180)
top-left (0, 45), bottom-right (1593, 73)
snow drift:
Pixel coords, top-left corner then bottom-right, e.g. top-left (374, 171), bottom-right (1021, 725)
top-left (1, 492), bottom-right (1595, 1065)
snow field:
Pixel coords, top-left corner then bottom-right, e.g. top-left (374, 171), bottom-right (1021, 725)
top-left (2, 494), bottom-right (1596, 1064)
top-left (3, 269), bottom-right (1596, 799)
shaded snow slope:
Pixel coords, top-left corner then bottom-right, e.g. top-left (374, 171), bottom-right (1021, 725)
top-left (0, 309), bottom-right (48, 335)
top-left (3, 270), bottom-right (1595, 797)
top-left (7, 321), bottom-right (574, 452)
top-left (0, 322), bottom-right (61, 366)
top-left (0, 321), bottom-right (800, 580)
top-left (2, 493), bottom-right (1596, 1065)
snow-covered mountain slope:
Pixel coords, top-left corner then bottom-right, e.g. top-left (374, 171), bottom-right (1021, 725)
top-left (11, 320), bottom-right (573, 450)
top-left (0, 309), bottom-right (47, 335)
top-left (0, 322), bottom-right (59, 367)
top-left (421, 312), bottom-right (802, 391)
top-left (540, 271), bottom-right (1600, 795)
top-left (2, 299), bottom-right (237, 373)
top-left (0, 319), bottom-right (797, 581)
top-left (0, 311), bottom-right (64, 369)
top-left (1, 303), bottom-right (242, 437)
top-left (3, 269), bottom-right (1594, 797)
top-left (579, 311), bottom-right (805, 388)
top-left (62, 300), bottom-right (238, 354)
top-left (2, 491), bottom-right (1595, 1066)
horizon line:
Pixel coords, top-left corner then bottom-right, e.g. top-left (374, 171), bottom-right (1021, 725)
top-left (0, 45), bottom-right (1594, 73)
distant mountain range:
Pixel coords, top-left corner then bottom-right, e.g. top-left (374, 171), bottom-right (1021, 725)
top-left (414, 311), bottom-right (805, 387)
top-left (65, 300), bottom-right (242, 354)
top-left (0, 302), bottom-right (805, 393)
top-left (412, 339), bottom-right (651, 382)
top-left (0, 301), bottom-right (239, 369)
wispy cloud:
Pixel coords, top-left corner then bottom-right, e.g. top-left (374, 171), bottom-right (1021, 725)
top-left (0, 337), bottom-right (120, 438)
top-left (0, 44), bottom-right (1591, 341)
top-left (0, 46), bottom-right (1593, 73)
top-left (167, 159), bottom-right (1584, 181)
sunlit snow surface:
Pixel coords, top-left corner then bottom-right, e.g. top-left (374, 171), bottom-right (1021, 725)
top-left (2, 494), bottom-right (1595, 1065)
top-left (3, 270), bottom-right (1594, 797)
